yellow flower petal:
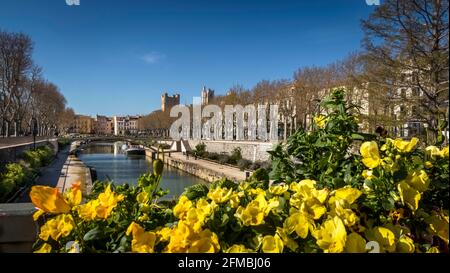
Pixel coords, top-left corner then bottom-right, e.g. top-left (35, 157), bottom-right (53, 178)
top-left (345, 232), bottom-right (366, 253)
top-left (34, 243), bottom-right (52, 253)
top-left (334, 187), bottom-right (362, 205)
top-left (261, 235), bottom-right (284, 253)
top-left (360, 142), bottom-right (381, 169)
top-left (30, 186), bottom-right (71, 214)
top-left (397, 181), bottom-right (421, 211)
top-left (397, 235), bottom-right (415, 253)
top-left (33, 209), bottom-right (45, 221)
top-left (313, 216), bottom-right (347, 253)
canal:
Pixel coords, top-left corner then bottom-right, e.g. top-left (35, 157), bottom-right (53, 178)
top-left (78, 141), bottom-right (206, 199)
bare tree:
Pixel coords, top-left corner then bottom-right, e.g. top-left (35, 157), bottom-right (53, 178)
top-left (0, 30), bottom-right (34, 137)
top-left (362, 0), bottom-right (449, 143)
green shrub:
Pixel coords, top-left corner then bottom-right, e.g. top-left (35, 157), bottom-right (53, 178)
top-left (58, 138), bottom-right (72, 149)
top-left (23, 145), bottom-right (54, 168)
top-left (207, 152), bottom-right (219, 161)
top-left (218, 154), bottom-right (230, 165)
top-left (194, 143), bottom-right (207, 157)
top-left (183, 184), bottom-right (210, 200)
top-left (0, 163), bottom-right (31, 200)
top-left (237, 158), bottom-right (251, 171)
top-left (230, 147), bottom-right (243, 164)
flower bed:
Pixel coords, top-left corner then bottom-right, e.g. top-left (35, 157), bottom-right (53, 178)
top-left (30, 89), bottom-right (448, 253)
top-left (0, 145), bottom-right (54, 202)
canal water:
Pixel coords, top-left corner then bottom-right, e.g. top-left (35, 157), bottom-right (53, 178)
top-left (78, 141), bottom-right (206, 199)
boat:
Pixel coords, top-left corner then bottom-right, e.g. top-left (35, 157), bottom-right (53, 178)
top-left (125, 145), bottom-right (145, 155)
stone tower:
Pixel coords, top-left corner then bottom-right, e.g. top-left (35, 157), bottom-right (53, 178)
top-left (161, 92), bottom-right (180, 112)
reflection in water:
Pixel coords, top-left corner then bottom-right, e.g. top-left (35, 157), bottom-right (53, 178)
top-left (78, 141), bottom-right (206, 199)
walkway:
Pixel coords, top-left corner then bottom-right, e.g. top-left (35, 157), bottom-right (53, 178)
top-left (15, 146), bottom-right (70, 202)
top-left (55, 155), bottom-right (92, 195)
top-left (169, 152), bottom-right (248, 182)
top-left (0, 136), bottom-right (53, 148)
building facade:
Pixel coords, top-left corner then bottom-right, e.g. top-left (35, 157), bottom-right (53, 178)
top-left (94, 115), bottom-right (110, 135)
top-left (201, 86), bottom-right (215, 106)
top-left (74, 115), bottom-right (94, 134)
top-left (113, 115), bottom-right (140, 135)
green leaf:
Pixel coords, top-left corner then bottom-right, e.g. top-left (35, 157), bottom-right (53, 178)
top-left (351, 133), bottom-right (365, 140)
top-left (83, 227), bottom-right (102, 241)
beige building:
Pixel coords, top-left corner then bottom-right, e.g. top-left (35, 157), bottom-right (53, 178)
top-left (161, 92), bottom-right (180, 112)
top-left (94, 115), bottom-right (110, 135)
top-left (74, 115), bottom-right (94, 134)
top-left (113, 115), bottom-right (140, 135)
top-left (201, 86), bottom-right (215, 106)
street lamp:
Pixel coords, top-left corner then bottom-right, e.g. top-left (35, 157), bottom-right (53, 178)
top-left (32, 117), bottom-right (38, 150)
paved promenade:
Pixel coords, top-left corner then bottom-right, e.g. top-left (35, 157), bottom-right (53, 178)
top-left (168, 152), bottom-right (248, 182)
top-left (0, 136), bottom-right (53, 148)
top-left (15, 146), bottom-right (92, 202)
top-left (15, 146), bottom-right (70, 202)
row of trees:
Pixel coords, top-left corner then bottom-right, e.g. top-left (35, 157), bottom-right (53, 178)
top-left (201, 0), bottom-right (449, 143)
top-left (0, 30), bottom-right (75, 137)
top-left (134, 0), bottom-right (449, 144)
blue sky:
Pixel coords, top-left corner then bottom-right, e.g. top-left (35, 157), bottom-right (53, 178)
top-left (0, 0), bottom-right (377, 116)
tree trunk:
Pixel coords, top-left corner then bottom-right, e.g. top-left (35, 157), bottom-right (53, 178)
top-left (5, 121), bottom-right (10, 137)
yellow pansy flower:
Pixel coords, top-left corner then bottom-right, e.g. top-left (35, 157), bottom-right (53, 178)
top-left (404, 170), bottom-right (429, 192)
top-left (30, 186), bottom-right (71, 214)
top-left (426, 146), bottom-right (441, 158)
top-left (333, 187), bottom-right (362, 205)
top-left (330, 200), bottom-right (359, 227)
top-left (344, 232), bottom-right (366, 253)
top-left (314, 115), bottom-right (327, 129)
top-left (186, 206), bottom-right (210, 232)
top-left (39, 214), bottom-right (74, 241)
top-left (187, 229), bottom-right (220, 253)
top-left (298, 198), bottom-right (327, 220)
top-left (397, 181), bottom-right (421, 211)
top-left (77, 185), bottom-right (124, 220)
top-left (276, 227), bottom-right (299, 251)
top-left (443, 146), bottom-right (449, 158)
top-left (34, 243), bottom-right (52, 253)
top-left (396, 235), bottom-right (415, 253)
top-left (136, 191), bottom-right (150, 204)
top-left (156, 227), bottom-right (172, 242)
top-left (313, 216), bottom-right (347, 253)
top-left (207, 187), bottom-right (233, 203)
top-left (289, 179), bottom-right (328, 220)
top-left (228, 192), bottom-right (243, 208)
top-left (360, 141), bottom-right (382, 169)
top-left (126, 222), bottom-right (157, 253)
top-left (426, 247), bottom-right (440, 253)
top-left (261, 234), bottom-right (284, 253)
top-left (426, 145), bottom-right (448, 159)
top-left (64, 181), bottom-right (82, 207)
top-left (165, 221), bottom-right (194, 253)
top-left (173, 195), bottom-right (193, 220)
top-left (365, 227), bottom-right (396, 253)
top-left (235, 202), bottom-right (265, 226)
top-left (393, 137), bottom-right (418, 153)
top-left (284, 211), bottom-right (315, 239)
top-left (426, 211), bottom-right (449, 244)
top-left (226, 244), bottom-right (255, 253)
top-left (269, 184), bottom-right (289, 195)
